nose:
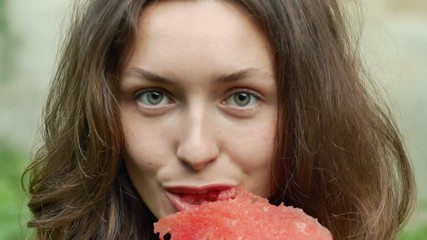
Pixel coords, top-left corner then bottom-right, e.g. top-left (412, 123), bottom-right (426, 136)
top-left (176, 107), bottom-right (219, 171)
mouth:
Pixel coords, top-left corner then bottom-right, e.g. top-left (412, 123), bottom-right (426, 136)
top-left (165, 185), bottom-right (237, 211)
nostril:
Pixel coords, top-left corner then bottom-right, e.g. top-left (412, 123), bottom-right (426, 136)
top-left (178, 152), bottom-right (217, 171)
top-left (176, 141), bottom-right (219, 171)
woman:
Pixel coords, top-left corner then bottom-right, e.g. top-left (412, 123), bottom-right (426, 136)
top-left (23, 0), bottom-right (416, 239)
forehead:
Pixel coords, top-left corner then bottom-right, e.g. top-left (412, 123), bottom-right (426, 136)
top-left (141, 1), bottom-right (271, 51)
top-left (123, 0), bottom-right (274, 83)
top-left (140, 1), bottom-right (262, 41)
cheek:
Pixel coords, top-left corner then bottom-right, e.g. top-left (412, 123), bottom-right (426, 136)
top-left (121, 115), bottom-right (170, 171)
top-left (227, 123), bottom-right (275, 198)
top-left (228, 121), bottom-right (276, 171)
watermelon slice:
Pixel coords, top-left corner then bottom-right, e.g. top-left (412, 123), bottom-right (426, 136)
top-left (154, 187), bottom-right (332, 240)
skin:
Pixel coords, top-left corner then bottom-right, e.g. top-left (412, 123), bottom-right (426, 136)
top-left (119, 0), bottom-right (278, 218)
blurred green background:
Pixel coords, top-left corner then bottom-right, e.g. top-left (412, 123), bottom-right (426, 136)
top-left (0, 0), bottom-right (426, 239)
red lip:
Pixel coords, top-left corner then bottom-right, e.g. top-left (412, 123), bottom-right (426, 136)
top-left (165, 184), bottom-right (236, 211)
top-left (165, 184), bottom-right (234, 194)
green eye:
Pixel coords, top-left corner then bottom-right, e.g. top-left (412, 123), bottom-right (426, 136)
top-left (137, 90), bottom-right (171, 106)
top-left (233, 92), bottom-right (252, 106)
top-left (226, 91), bottom-right (259, 108)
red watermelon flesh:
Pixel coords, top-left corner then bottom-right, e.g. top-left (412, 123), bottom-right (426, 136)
top-left (154, 187), bottom-right (332, 240)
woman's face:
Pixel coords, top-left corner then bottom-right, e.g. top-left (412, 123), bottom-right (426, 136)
top-left (119, 0), bottom-right (277, 218)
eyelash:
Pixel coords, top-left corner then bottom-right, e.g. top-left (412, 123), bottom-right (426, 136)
top-left (134, 88), bottom-right (263, 115)
top-left (222, 89), bottom-right (262, 109)
top-left (135, 88), bottom-right (174, 108)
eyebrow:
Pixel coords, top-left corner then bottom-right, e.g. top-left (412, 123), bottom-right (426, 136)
top-left (125, 68), bottom-right (173, 84)
top-left (124, 67), bottom-right (273, 84)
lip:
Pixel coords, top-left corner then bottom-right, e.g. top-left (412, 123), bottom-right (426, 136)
top-left (165, 184), bottom-right (236, 211)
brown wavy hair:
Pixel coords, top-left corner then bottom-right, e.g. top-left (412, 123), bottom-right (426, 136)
top-left (22, 0), bottom-right (416, 239)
